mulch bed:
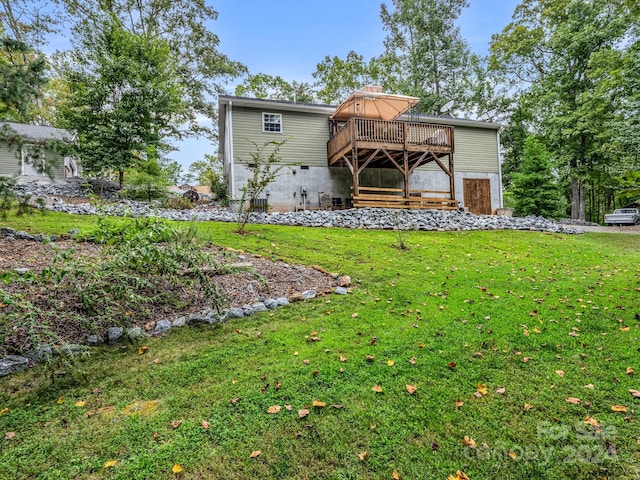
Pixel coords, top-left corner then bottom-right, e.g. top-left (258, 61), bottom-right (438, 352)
top-left (0, 238), bottom-right (339, 354)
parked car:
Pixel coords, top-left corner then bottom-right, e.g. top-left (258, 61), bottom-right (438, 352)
top-left (604, 208), bottom-right (640, 225)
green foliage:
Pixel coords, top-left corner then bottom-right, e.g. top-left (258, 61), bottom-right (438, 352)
top-left (57, 19), bottom-right (187, 186)
top-left (0, 175), bottom-right (15, 219)
top-left (57, 0), bottom-right (246, 140)
top-left (490, 0), bottom-right (636, 220)
top-left (186, 154), bottom-right (228, 203)
top-left (0, 36), bottom-right (48, 122)
top-left (235, 73), bottom-right (316, 103)
top-left (124, 156), bottom-right (170, 202)
top-left (312, 51), bottom-right (376, 104)
top-left (161, 195), bottom-right (194, 210)
top-left (236, 139), bottom-right (290, 234)
top-left (378, 0), bottom-right (474, 115)
top-left (511, 136), bottom-right (563, 218)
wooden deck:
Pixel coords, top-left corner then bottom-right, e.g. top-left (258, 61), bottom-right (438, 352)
top-left (327, 118), bottom-right (454, 166)
top-left (327, 117), bottom-right (457, 210)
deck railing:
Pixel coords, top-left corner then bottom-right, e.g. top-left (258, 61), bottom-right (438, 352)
top-left (328, 117), bottom-right (453, 162)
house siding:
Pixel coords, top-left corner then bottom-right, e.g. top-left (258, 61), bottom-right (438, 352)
top-left (416, 126), bottom-right (499, 173)
top-left (0, 145), bottom-right (21, 176)
top-left (231, 107), bottom-right (330, 167)
top-left (0, 144), bottom-right (65, 178)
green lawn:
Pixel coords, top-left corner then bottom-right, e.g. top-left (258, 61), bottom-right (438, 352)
top-left (1, 212), bottom-right (640, 479)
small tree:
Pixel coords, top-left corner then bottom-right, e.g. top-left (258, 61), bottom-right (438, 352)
top-left (186, 154), bottom-right (227, 203)
top-left (236, 139), bottom-right (290, 234)
top-left (511, 136), bottom-right (562, 218)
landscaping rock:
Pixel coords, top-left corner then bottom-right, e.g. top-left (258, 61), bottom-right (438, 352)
top-left (335, 286), bottom-right (349, 295)
top-left (0, 227), bottom-right (16, 236)
top-left (172, 316), bottom-right (186, 327)
top-left (337, 275), bottom-right (352, 287)
top-left (107, 327), bottom-right (124, 343)
top-left (59, 344), bottom-right (88, 356)
top-left (264, 298), bottom-right (279, 309)
top-left (86, 335), bottom-right (104, 346)
top-left (188, 313), bottom-right (209, 324)
top-left (126, 327), bottom-right (145, 339)
top-left (252, 302), bottom-right (268, 313)
top-left (227, 307), bottom-right (245, 319)
top-left (26, 345), bottom-right (53, 362)
top-left (302, 290), bottom-right (317, 300)
top-left (0, 355), bottom-right (29, 376)
top-left (14, 267), bottom-right (31, 275)
top-left (153, 319), bottom-right (172, 335)
top-left (276, 297), bottom-right (290, 306)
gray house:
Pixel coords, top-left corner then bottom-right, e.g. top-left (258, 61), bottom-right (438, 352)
top-left (0, 122), bottom-right (78, 181)
top-left (218, 91), bottom-right (503, 214)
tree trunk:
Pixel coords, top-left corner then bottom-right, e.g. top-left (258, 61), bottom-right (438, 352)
top-left (570, 178), bottom-right (586, 220)
top-left (118, 170), bottom-right (124, 190)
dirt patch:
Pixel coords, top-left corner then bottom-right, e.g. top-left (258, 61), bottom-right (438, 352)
top-left (0, 238), bottom-right (340, 353)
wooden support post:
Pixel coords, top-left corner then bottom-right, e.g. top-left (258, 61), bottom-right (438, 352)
top-left (403, 150), bottom-right (410, 201)
top-left (352, 148), bottom-right (359, 197)
top-left (449, 153), bottom-right (455, 201)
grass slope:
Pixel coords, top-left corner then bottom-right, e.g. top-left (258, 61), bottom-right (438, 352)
top-left (1, 213), bottom-right (640, 479)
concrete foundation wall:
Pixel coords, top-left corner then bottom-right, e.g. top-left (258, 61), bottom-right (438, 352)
top-left (232, 165), bottom-right (501, 212)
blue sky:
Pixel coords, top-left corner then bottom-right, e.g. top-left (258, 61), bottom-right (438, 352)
top-left (169, 0), bottom-right (521, 175)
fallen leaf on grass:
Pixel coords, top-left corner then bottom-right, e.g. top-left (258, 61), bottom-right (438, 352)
top-left (250, 451), bottom-right (261, 459)
top-left (565, 397), bottom-right (581, 405)
top-left (584, 416), bottom-right (601, 427)
top-left (392, 469), bottom-right (400, 480)
top-left (584, 384), bottom-right (595, 390)
top-left (201, 420), bottom-right (210, 429)
top-left (285, 404), bottom-right (292, 411)
top-left (372, 385), bottom-right (383, 393)
top-left (630, 389), bottom-right (640, 398)
top-left (339, 355), bottom-right (347, 362)
top-left (172, 464), bottom-right (183, 474)
top-left (230, 397), bottom-right (241, 405)
top-left (267, 405), bottom-right (281, 414)
top-left (555, 370), bottom-right (565, 378)
top-left (387, 359), bottom-right (395, 366)
top-left (507, 451), bottom-right (518, 460)
top-left (626, 367), bottom-right (635, 375)
top-left (75, 400), bottom-right (86, 407)
top-left (455, 399), bottom-right (464, 408)
top-left (524, 403), bottom-right (533, 411)
top-left (5, 432), bottom-right (16, 440)
top-left (312, 400), bottom-right (326, 407)
top-left (462, 436), bottom-right (477, 448)
top-left (496, 387), bottom-right (506, 394)
top-left (56, 397), bottom-right (64, 405)
top-left (611, 405), bottom-right (627, 412)
top-left (104, 460), bottom-right (117, 469)
top-left (298, 409), bottom-right (310, 418)
top-left (358, 451), bottom-right (367, 461)
top-left (303, 359), bottom-right (310, 365)
top-left (569, 331), bottom-right (579, 337)
top-left (408, 357), bottom-right (417, 365)
top-left (476, 383), bottom-right (488, 396)
top-left (620, 326), bottom-right (630, 332)
top-left (138, 345), bottom-right (149, 355)
top-left (447, 470), bottom-right (470, 480)
top-left (0, 408), bottom-right (8, 416)
top-left (171, 419), bottom-right (183, 429)
top-left (352, 313), bottom-right (359, 318)
top-left (447, 362), bottom-right (457, 370)
top-left (366, 355), bottom-right (375, 362)
top-left (418, 342), bottom-right (425, 348)
top-left (406, 384), bottom-right (417, 395)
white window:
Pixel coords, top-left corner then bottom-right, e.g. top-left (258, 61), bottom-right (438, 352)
top-left (262, 112), bottom-right (282, 133)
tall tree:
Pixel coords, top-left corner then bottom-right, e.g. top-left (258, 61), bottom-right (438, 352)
top-left (0, 35), bottom-right (47, 122)
top-left (490, 0), bottom-right (634, 220)
top-left (511, 135), bottom-right (562, 218)
top-left (58, 20), bottom-right (187, 187)
top-left (0, 0), bottom-right (59, 47)
top-left (57, 0), bottom-right (245, 140)
top-left (235, 74), bottom-right (316, 103)
top-left (312, 51), bottom-right (376, 104)
top-left (378, 0), bottom-right (474, 114)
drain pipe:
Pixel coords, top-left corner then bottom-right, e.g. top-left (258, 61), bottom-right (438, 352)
top-left (496, 127), bottom-right (504, 208)
top-left (227, 101), bottom-right (235, 200)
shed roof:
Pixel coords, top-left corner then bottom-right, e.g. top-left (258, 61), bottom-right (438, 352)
top-left (1, 122), bottom-right (73, 142)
